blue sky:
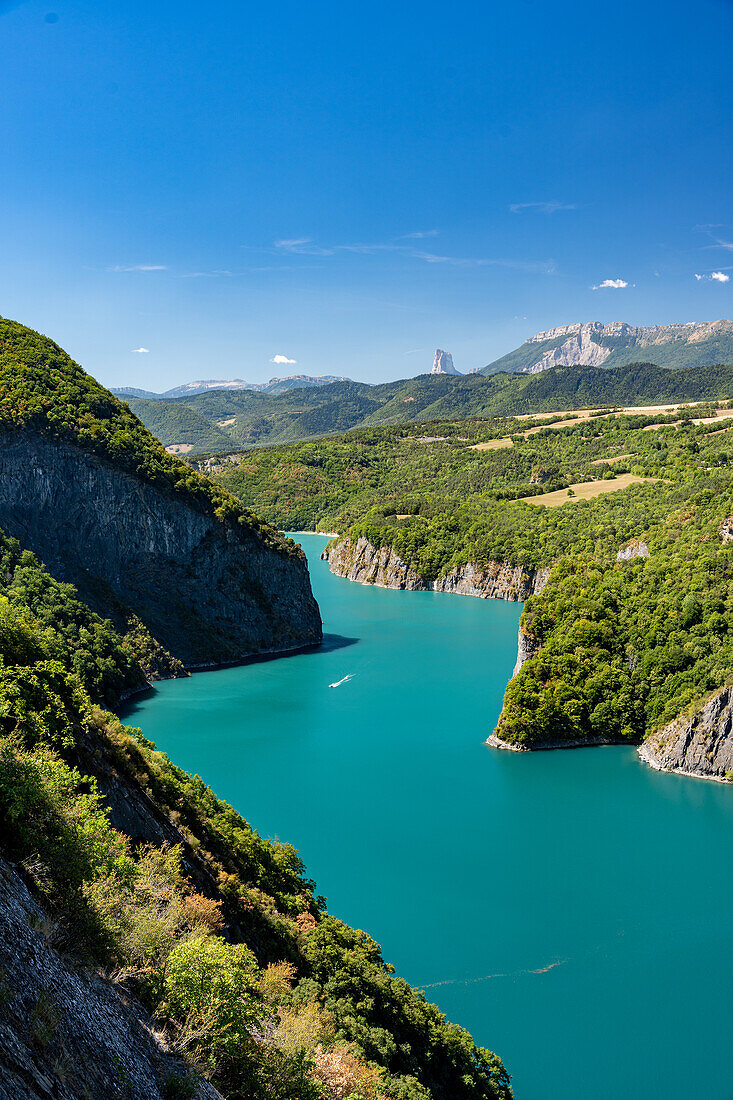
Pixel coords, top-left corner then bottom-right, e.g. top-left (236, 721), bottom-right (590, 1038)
top-left (1, 0), bottom-right (732, 388)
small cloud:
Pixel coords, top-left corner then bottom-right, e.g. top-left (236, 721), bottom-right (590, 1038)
top-left (592, 278), bottom-right (629, 290)
top-left (181, 269), bottom-right (236, 278)
top-left (694, 271), bottom-right (730, 283)
top-left (270, 354), bottom-right (297, 365)
top-left (131, 347), bottom-right (149, 354)
top-left (400, 230), bottom-right (439, 239)
top-left (274, 238), bottom-right (335, 256)
top-left (109, 264), bottom-right (168, 272)
top-left (509, 201), bottom-right (576, 214)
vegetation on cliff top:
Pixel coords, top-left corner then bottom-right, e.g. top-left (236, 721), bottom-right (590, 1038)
top-left (0, 316), bottom-right (300, 559)
top-left (0, 532), bottom-right (511, 1098)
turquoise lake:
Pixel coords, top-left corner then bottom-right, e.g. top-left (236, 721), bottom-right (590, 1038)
top-left (122, 534), bottom-right (733, 1100)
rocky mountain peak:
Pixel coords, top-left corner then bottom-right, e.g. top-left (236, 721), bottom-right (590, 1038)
top-left (432, 349), bottom-right (460, 375)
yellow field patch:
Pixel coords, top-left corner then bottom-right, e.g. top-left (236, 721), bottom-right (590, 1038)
top-left (165, 443), bottom-right (193, 454)
top-left (590, 453), bottom-right (635, 465)
top-left (470, 438), bottom-right (513, 451)
top-left (524, 474), bottom-right (658, 507)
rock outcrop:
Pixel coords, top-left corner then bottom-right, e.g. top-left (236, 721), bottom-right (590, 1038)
top-left (431, 349), bottom-right (460, 375)
top-left (617, 539), bottom-right (650, 561)
top-left (512, 626), bottom-right (542, 676)
top-left (719, 517), bottom-right (733, 543)
top-left (638, 687), bottom-right (733, 781)
top-left (0, 856), bottom-right (221, 1100)
top-left (322, 536), bottom-right (549, 602)
top-left (0, 432), bottom-right (322, 669)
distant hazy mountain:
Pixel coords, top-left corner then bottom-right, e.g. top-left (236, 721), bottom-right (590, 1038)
top-left (113, 374), bottom-right (350, 401)
top-left (481, 320), bottom-right (733, 376)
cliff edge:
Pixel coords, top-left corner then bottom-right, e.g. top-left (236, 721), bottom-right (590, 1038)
top-left (0, 318), bottom-right (322, 668)
top-left (323, 535), bottom-right (548, 602)
top-left (638, 686), bottom-right (733, 781)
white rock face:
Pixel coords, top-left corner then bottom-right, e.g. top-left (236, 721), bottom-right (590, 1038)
top-left (518, 319), bottom-right (733, 374)
top-left (616, 539), bottom-right (650, 561)
top-left (527, 323), bottom-right (584, 344)
top-left (720, 518), bottom-right (733, 543)
top-left (432, 349), bottom-right (460, 375)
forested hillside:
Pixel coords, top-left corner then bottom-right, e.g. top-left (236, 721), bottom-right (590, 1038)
top-left (125, 362), bottom-right (733, 453)
top-left (212, 405), bottom-right (733, 753)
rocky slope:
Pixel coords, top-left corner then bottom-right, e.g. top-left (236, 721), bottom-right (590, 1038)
top-left (638, 687), bottom-right (733, 781)
top-left (322, 535), bottom-right (549, 602)
top-left (0, 856), bottom-right (221, 1100)
top-left (481, 319), bottom-right (733, 376)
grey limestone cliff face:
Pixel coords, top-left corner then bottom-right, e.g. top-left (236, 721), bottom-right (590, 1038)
top-left (0, 857), bottom-right (221, 1100)
top-left (0, 433), bottom-right (321, 668)
top-left (322, 536), bottom-right (549, 603)
top-left (512, 626), bottom-right (542, 677)
top-left (321, 536), bottom-right (426, 590)
top-left (638, 687), bottom-right (733, 781)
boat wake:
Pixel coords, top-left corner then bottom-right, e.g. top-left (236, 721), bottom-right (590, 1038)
top-left (329, 674), bottom-right (354, 688)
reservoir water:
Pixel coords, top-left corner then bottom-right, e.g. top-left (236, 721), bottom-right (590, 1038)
top-left (122, 534), bottom-right (733, 1100)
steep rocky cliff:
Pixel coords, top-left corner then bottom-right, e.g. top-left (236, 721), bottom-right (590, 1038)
top-left (511, 625), bottom-right (542, 677)
top-left (0, 316), bottom-right (322, 669)
top-left (322, 536), bottom-right (549, 602)
top-left (0, 432), bottom-right (321, 668)
top-left (638, 687), bottom-right (733, 781)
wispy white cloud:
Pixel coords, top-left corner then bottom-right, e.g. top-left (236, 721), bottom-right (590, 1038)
top-left (270, 354), bottom-right (297, 364)
top-left (400, 230), bottom-right (439, 239)
top-left (274, 238), bottom-right (336, 256)
top-left (509, 201), bottom-right (576, 214)
top-left (131, 347), bottom-right (149, 353)
top-left (695, 271), bottom-right (730, 283)
top-left (592, 278), bottom-right (629, 290)
top-left (109, 264), bottom-right (168, 272)
top-left (181, 269), bottom-right (236, 278)
top-left (273, 237), bottom-right (553, 273)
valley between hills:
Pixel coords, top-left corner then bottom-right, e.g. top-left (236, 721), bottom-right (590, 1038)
top-left (4, 314), bottom-right (733, 1100)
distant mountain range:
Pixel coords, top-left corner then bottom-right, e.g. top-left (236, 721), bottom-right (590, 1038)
top-left (120, 360), bottom-right (733, 456)
top-left (481, 320), bottom-right (733, 375)
top-left (114, 320), bottom-right (733, 454)
top-left (113, 374), bottom-right (350, 400)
